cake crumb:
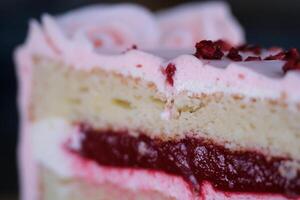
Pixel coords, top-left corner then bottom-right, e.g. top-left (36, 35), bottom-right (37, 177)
top-left (227, 48), bottom-right (242, 61)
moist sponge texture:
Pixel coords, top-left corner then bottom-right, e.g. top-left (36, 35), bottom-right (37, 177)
top-left (31, 57), bottom-right (300, 160)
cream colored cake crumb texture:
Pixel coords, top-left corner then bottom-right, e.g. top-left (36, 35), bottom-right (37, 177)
top-left (30, 57), bottom-right (300, 161)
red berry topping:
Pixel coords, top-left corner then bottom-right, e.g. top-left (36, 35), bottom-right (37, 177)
top-left (264, 49), bottom-right (300, 61)
top-left (227, 48), bottom-right (242, 61)
top-left (264, 51), bottom-right (286, 60)
top-left (238, 44), bottom-right (262, 55)
top-left (164, 63), bottom-right (176, 86)
top-left (194, 40), bottom-right (224, 60)
top-left (282, 59), bottom-right (300, 73)
top-left (245, 56), bottom-right (262, 61)
top-left (214, 40), bottom-right (232, 51)
top-left (285, 48), bottom-right (300, 60)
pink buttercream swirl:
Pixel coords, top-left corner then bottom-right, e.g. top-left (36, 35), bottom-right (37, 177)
top-left (57, 4), bottom-right (160, 50)
top-left (158, 2), bottom-right (245, 48)
top-left (56, 3), bottom-right (244, 50)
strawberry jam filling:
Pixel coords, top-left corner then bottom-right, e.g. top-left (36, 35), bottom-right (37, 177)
top-left (68, 125), bottom-right (300, 197)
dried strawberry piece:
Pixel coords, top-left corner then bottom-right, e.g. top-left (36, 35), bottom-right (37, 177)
top-left (195, 40), bottom-right (213, 48)
top-left (213, 48), bottom-right (224, 59)
top-left (195, 40), bottom-right (215, 58)
top-left (245, 56), bottom-right (262, 61)
top-left (238, 44), bottom-right (262, 55)
top-left (285, 48), bottom-right (300, 60)
top-left (194, 40), bottom-right (224, 60)
top-left (282, 59), bottom-right (300, 73)
top-left (164, 63), bottom-right (176, 86)
top-left (214, 40), bottom-right (232, 51)
top-left (227, 48), bottom-right (242, 61)
top-left (264, 48), bottom-right (300, 61)
top-left (264, 51), bottom-right (286, 60)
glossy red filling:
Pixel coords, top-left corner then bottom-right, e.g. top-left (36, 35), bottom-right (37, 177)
top-left (68, 125), bottom-right (300, 197)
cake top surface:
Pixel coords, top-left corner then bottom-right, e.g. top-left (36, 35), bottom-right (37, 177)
top-left (16, 3), bottom-right (300, 105)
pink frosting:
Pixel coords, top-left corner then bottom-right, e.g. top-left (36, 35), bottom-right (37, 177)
top-left (172, 56), bottom-right (300, 103)
top-left (15, 50), bottom-right (36, 200)
top-left (55, 3), bottom-right (244, 50)
top-left (57, 4), bottom-right (160, 50)
top-left (158, 2), bottom-right (245, 48)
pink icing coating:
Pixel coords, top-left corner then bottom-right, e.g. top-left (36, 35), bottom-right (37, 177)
top-left (158, 2), bottom-right (245, 48)
top-left (55, 3), bottom-right (244, 50)
top-left (57, 4), bottom-right (160, 50)
top-left (15, 20), bottom-right (61, 200)
top-left (15, 49), bottom-right (37, 200)
top-left (172, 56), bottom-right (300, 102)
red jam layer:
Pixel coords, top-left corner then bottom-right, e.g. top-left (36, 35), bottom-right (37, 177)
top-left (68, 126), bottom-right (300, 197)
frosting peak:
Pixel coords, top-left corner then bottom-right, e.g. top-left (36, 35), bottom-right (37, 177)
top-left (54, 2), bottom-right (244, 50)
top-left (57, 4), bottom-right (160, 50)
top-left (158, 2), bottom-right (245, 48)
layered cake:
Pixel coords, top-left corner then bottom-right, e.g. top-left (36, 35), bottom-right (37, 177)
top-left (15, 2), bottom-right (300, 200)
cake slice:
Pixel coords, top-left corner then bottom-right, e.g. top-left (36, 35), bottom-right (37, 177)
top-left (15, 3), bottom-right (300, 200)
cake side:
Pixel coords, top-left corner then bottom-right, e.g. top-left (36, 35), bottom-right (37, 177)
top-left (31, 58), bottom-right (300, 160)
